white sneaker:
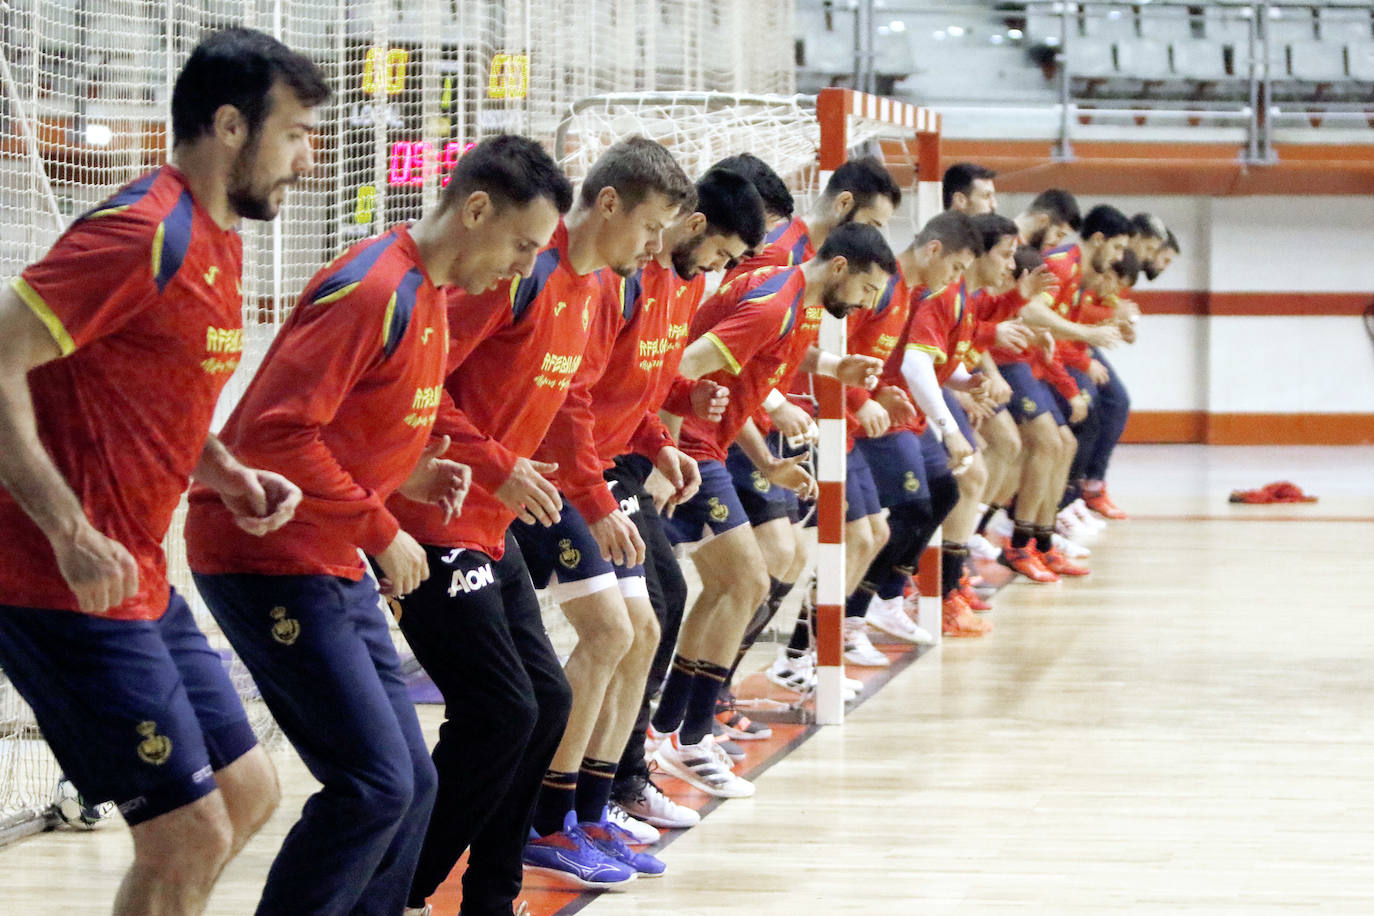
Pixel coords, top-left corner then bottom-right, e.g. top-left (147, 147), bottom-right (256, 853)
top-left (968, 533), bottom-right (1001, 561)
top-left (607, 801), bottom-right (661, 843)
top-left (985, 507), bottom-right (1014, 541)
top-left (655, 733), bottom-right (755, 798)
top-left (767, 649), bottom-right (817, 692)
top-left (1055, 508), bottom-right (1093, 543)
top-left (1071, 498), bottom-right (1107, 530)
top-left (842, 615), bottom-right (890, 667)
top-left (865, 595), bottom-right (935, 646)
top-left (1052, 532), bottom-right (1091, 558)
top-left (644, 723), bottom-right (669, 757)
top-left (617, 775), bottom-right (700, 828)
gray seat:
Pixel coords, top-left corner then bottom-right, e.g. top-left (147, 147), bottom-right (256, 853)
top-left (1317, 7), bottom-right (1373, 42)
top-left (1347, 41), bottom-right (1374, 80)
top-left (1063, 38), bottom-right (1117, 77)
top-left (1288, 39), bottom-right (1347, 81)
top-left (1171, 38), bottom-right (1231, 80)
top-left (1138, 5), bottom-right (1199, 42)
top-left (1115, 37), bottom-right (1173, 79)
top-left (1082, 5), bottom-right (1138, 39)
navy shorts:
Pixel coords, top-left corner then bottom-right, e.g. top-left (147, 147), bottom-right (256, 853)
top-left (942, 388), bottom-right (979, 444)
top-left (0, 590), bottom-right (256, 825)
top-left (513, 478), bottom-right (648, 602)
top-left (663, 459), bottom-right (750, 547)
top-left (998, 361), bottom-right (1066, 425)
top-left (801, 444), bottom-right (882, 526)
top-left (855, 429), bottom-right (938, 509)
top-left (1056, 366), bottom-right (1098, 421)
top-left (724, 439), bottom-right (802, 526)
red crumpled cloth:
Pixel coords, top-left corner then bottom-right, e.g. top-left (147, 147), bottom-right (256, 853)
top-left (1228, 481), bottom-right (1319, 504)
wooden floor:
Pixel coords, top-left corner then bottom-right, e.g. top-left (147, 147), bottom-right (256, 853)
top-left (6, 445), bottom-right (1374, 914)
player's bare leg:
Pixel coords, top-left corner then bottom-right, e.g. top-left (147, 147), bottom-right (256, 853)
top-left (115, 792), bottom-right (234, 916)
top-left (945, 451), bottom-right (989, 544)
top-left (753, 516), bottom-right (799, 580)
top-left (1035, 425), bottom-right (1090, 576)
top-left (583, 593), bottom-right (660, 764)
top-left (548, 589), bottom-right (636, 779)
top-left (1013, 413), bottom-right (1063, 530)
top-left (980, 411), bottom-right (1022, 509)
top-left (688, 527), bottom-right (771, 673)
top-left (213, 745), bottom-right (280, 862)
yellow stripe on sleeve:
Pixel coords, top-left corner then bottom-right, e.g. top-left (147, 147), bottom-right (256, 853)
top-left (703, 331), bottom-right (743, 375)
top-left (12, 278), bottom-right (76, 357)
top-left (313, 281), bottom-right (362, 306)
top-left (381, 291), bottom-right (398, 349)
top-left (149, 221), bottom-right (165, 281)
top-left (906, 342), bottom-right (947, 365)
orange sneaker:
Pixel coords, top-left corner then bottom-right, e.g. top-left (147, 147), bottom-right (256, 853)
top-left (942, 593), bottom-right (992, 637)
top-left (1040, 547), bottom-right (1090, 577)
top-left (1083, 488), bottom-right (1128, 520)
top-left (998, 544), bottom-right (1059, 583)
top-left (957, 575), bottom-right (993, 612)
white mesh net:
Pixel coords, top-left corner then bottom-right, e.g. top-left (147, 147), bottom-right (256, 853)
top-left (0, 0), bottom-right (823, 837)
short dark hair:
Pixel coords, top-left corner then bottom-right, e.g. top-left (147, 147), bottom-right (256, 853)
top-left (970, 212), bottom-right (1018, 255)
top-left (579, 136), bottom-right (695, 213)
top-left (823, 156), bottom-right (902, 211)
top-left (816, 222), bottom-right (898, 276)
top-left (1111, 248), bottom-right (1141, 287)
top-left (1163, 228), bottom-right (1181, 254)
top-left (1082, 204), bottom-right (1133, 241)
top-left (695, 168), bottom-right (766, 250)
top-left (1027, 189), bottom-right (1081, 232)
top-left (172, 28), bottom-right (329, 146)
top-left (1130, 212), bottom-right (1167, 240)
top-left (942, 162), bottom-right (997, 211)
top-left (441, 134), bottom-right (573, 215)
top-left (913, 210), bottom-right (984, 258)
top-left (712, 153), bottom-right (794, 220)
top-left (1012, 244), bottom-right (1044, 279)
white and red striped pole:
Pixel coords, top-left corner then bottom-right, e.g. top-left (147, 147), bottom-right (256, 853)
top-left (812, 88), bottom-right (849, 724)
top-left (913, 125), bottom-right (944, 643)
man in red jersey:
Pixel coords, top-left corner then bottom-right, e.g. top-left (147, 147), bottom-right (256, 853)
top-left (0, 29), bottom-right (325, 914)
top-left (386, 138), bottom-right (694, 911)
top-left (648, 223), bottom-right (893, 798)
top-left (942, 162), bottom-right (999, 215)
top-left (513, 168), bottom-right (764, 862)
top-left (185, 135), bottom-right (570, 915)
top-left (717, 156), bottom-right (904, 592)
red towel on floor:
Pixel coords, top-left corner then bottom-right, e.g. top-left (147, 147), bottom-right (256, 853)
top-left (1228, 481), bottom-right (1319, 504)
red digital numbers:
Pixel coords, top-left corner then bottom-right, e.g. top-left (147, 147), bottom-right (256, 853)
top-left (387, 140), bottom-right (477, 187)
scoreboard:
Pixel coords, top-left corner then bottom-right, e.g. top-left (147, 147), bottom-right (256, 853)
top-left (340, 41), bottom-right (530, 238)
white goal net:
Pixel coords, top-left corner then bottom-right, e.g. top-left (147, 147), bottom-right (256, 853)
top-left (0, 0), bottom-right (949, 841)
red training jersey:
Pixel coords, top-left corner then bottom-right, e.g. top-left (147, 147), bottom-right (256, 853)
top-left (0, 166), bottom-right (243, 619)
top-left (678, 266), bottom-right (822, 464)
top-left (538, 260), bottom-right (706, 522)
top-left (389, 222), bottom-right (604, 558)
top-left (186, 224), bottom-right (448, 579)
top-left (846, 268), bottom-right (915, 440)
top-left (721, 217), bottom-right (814, 287)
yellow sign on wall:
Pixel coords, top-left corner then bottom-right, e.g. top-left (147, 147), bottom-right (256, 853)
top-left (362, 47), bottom-right (409, 96)
top-left (489, 53), bottom-right (530, 99)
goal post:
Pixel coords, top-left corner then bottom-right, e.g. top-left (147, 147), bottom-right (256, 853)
top-left (556, 88), bottom-right (943, 724)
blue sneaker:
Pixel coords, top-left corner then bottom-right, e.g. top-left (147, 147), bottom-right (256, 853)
top-left (522, 810), bottom-right (637, 890)
top-left (581, 810), bottom-right (668, 878)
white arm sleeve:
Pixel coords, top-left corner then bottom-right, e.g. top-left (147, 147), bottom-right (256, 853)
top-left (900, 349), bottom-right (958, 440)
top-left (948, 363), bottom-right (974, 387)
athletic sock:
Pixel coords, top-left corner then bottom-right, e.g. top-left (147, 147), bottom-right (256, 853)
top-left (845, 582), bottom-right (876, 618)
top-left (977, 503), bottom-right (1003, 535)
top-left (1011, 521), bottom-right (1035, 549)
top-left (722, 577), bottom-right (793, 695)
top-left (876, 563), bottom-right (915, 601)
top-left (574, 758), bottom-right (619, 825)
top-left (1034, 525), bottom-right (1054, 553)
top-left (532, 769), bottom-right (578, 838)
top-left (679, 662), bottom-right (732, 746)
top-left (941, 541), bottom-right (969, 598)
top-left (650, 654), bottom-right (697, 734)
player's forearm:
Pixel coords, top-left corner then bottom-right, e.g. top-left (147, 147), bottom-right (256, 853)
top-left (734, 419), bottom-right (779, 472)
top-left (192, 434), bottom-right (252, 493)
top-left (1021, 299), bottom-right (1094, 343)
top-left (659, 409), bottom-right (683, 440)
top-left (899, 349), bottom-right (957, 434)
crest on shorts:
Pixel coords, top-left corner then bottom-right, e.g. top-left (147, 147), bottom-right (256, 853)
top-left (903, 471), bottom-right (921, 493)
top-left (751, 470), bottom-right (771, 492)
top-left (135, 721), bottom-right (173, 766)
top-left (558, 538), bottom-right (581, 569)
top-left (1021, 396), bottom-right (1037, 415)
top-left (707, 497), bottom-right (730, 522)
top-left (385, 596), bottom-right (404, 622)
top-left (270, 606), bottom-right (300, 646)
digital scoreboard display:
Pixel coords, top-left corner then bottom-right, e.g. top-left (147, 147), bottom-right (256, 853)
top-left (341, 42), bottom-right (529, 235)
